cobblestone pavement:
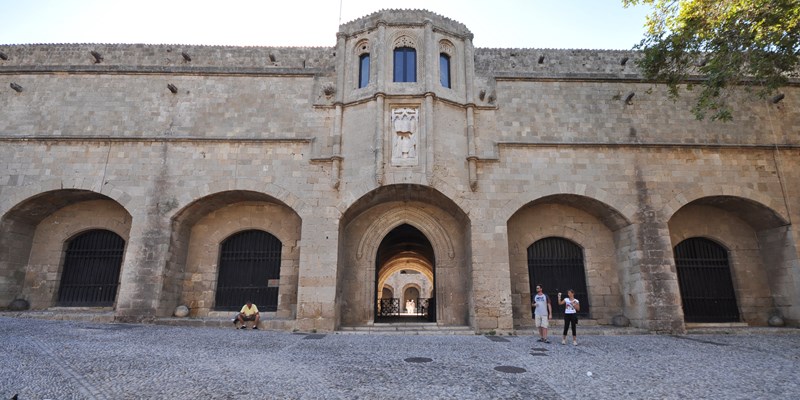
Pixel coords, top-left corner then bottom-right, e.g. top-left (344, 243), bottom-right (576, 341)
top-left (1, 317), bottom-right (799, 399)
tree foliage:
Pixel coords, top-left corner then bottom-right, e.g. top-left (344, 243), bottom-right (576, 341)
top-left (623, 0), bottom-right (800, 120)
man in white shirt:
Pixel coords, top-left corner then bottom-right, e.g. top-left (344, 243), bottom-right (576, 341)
top-left (531, 284), bottom-right (552, 343)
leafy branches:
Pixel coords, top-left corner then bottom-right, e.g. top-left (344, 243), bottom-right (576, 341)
top-left (624, 0), bottom-right (800, 120)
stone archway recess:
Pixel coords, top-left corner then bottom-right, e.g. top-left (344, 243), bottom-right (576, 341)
top-left (336, 185), bottom-right (470, 329)
top-left (0, 190), bottom-right (132, 309)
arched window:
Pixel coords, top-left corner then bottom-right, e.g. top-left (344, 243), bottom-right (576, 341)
top-left (674, 237), bottom-right (739, 322)
top-left (58, 229), bottom-right (125, 307)
top-left (358, 53), bottom-right (370, 88)
top-left (527, 237), bottom-right (589, 318)
top-left (439, 53), bottom-right (451, 88)
top-left (393, 47), bottom-right (416, 82)
top-left (215, 230), bottom-right (281, 312)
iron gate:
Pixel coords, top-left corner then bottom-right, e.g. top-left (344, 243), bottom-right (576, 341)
top-left (57, 229), bottom-right (125, 307)
top-left (377, 297), bottom-right (433, 319)
top-left (527, 237), bottom-right (589, 318)
top-left (674, 237), bottom-right (740, 322)
top-left (214, 230), bottom-right (281, 312)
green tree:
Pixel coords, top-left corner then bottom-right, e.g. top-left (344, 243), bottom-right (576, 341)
top-left (623, 0), bottom-right (800, 120)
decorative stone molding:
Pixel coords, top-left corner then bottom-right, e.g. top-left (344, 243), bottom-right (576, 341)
top-left (355, 39), bottom-right (370, 56)
top-left (439, 40), bottom-right (454, 56)
top-left (393, 35), bottom-right (417, 49)
top-left (391, 107), bottom-right (419, 165)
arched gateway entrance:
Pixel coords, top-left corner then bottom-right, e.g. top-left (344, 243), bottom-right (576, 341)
top-left (336, 185), bottom-right (470, 328)
top-left (375, 224), bottom-right (435, 321)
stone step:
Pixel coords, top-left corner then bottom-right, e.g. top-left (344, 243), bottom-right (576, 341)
top-left (155, 317), bottom-right (296, 331)
top-left (338, 324), bottom-right (475, 335)
top-left (0, 309), bottom-right (115, 323)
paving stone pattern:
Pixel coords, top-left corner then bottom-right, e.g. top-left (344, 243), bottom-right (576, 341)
top-left (2, 317), bottom-right (799, 399)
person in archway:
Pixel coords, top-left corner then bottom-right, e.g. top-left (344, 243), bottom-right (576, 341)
top-left (559, 289), bottom-right (580, 345)
top-left (236, 300), bottom-right (260, 330)
top-left (532, 284), bottom-right (552, 343)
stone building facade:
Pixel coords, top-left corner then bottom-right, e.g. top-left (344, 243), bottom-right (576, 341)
top-left (1, 10), bottom-right (798, 333)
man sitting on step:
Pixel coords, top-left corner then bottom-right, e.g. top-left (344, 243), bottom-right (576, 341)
top-left (235, 300), bottom-right (260, 330)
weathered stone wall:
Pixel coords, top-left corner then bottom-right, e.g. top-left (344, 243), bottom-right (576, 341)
top-left (1, 10), bottom-right (799, 332)
top-left (0, 44), bottom-right (334, 70)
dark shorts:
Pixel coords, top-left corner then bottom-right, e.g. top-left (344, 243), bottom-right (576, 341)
top-left (240, 314), bottom-right (257, 321)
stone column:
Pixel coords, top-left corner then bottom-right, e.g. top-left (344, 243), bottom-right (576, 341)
top-left (471, 215), bottom-right (514, 333)
top-left (294, 213), bottom-right (340, 332)
top-left (616, 217), bottom-right (685, 333)
top-left (464, 35), bottom-right (478, 191)
top-left (331, 33), bottom-right (347, 189)
top-left (115, 204), bottom-right (171, 321)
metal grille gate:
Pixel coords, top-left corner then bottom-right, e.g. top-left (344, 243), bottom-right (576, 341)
top-left (674, 237), bottom-right (740, 322)
top-left (377, 297), bottom-right (433, 319)
top-left (214, 230), bottom-right (281, 312)
top-left (527, 237), bottom-right (589, 318)
top-left (57, 230), bottom-right (125, 307)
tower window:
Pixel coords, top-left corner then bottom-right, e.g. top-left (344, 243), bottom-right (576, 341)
top-left (439, 53), bottom-right (451, 88)
top-left (359, 53), bottom-right (370, 88)
top-left (393, 47), bottom-right (416, 83)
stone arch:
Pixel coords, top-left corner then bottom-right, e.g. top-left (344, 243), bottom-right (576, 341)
top-left (337, 184), bottom-right (470, 328)
top-left (170, 178), bottom-right (311, 220)
top-left (667, 195), bottom-right (797, 325)
top-left (357, 207), bottom-right (454, 261)
top-left (381, 284), bottom-right (394, 299)
top-left (661, 187), bottom-right (789, 225)
top-left (0, 179), bottom-right (131, 217)
top-left (507, 193), bottom-right (626, 328)
top-left (163, 190), bottom-right (302, 319)
top-left (1, 191), bottom-right (132, 308)
top-left (499, 184), bottom-right (635, 228)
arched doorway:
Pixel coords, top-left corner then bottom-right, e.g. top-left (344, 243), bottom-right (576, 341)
top-left (375, 224), bottom-right (435, 321)
top-left (214, 229), bottom-right (281, 312)
top-left (674, 237), bottom-right (740, 322)
top-left (58, 229), bottom-right (125, 307)
top-left (527, 237), bottom-right (590, 318)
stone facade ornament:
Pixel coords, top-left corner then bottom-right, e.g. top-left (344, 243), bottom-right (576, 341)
top-left (391, 107), bottom-right (419, 166)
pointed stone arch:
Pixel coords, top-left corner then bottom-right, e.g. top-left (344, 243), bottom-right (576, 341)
top-left (337, 184), bottom-right (470, 328)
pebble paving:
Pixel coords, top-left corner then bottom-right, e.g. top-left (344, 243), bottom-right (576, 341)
top-left (1, 317), bottom-right (799, 399)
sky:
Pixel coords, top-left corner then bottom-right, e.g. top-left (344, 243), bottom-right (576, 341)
top-left (0, 0), bottom-right (652, 50)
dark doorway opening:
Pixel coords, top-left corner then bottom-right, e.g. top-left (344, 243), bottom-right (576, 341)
top-left (57, 229), bottom-right (125, 307)
top-left (674, 237), bottom-right (740, 322)
top-left (375, 224), bottom-right (435, 322)
top-left (214, 230), bottom-right (281, 312)
top-left (527, 237), bottom-right (590, 318)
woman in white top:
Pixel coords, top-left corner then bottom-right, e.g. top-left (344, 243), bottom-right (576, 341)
top-left (558, 289), bottom-right (580, 345)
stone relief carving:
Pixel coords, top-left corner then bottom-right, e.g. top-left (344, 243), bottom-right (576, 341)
top-left (391, 107), bottom-right (419, 165)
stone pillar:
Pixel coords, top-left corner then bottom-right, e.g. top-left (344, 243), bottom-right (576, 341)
top-left (471, 216), bottom-right (514, 333)
top-left (424, 93), bottom-right (434, 181)
top-left (331, 33), bottom-right (347, 189)
top-left (115, 207), bottom-right (171, 322)
top-left (758, 225), bottom-right (800, 326)
top-left (424, 19), bottom-right (434, 92)
top-left (294, 213), bottom-right (340, 332)
top-left (464, 36), bottom-right (478, 191)
top-left (616, 218), bottom-right (685, 333)
top-left (115, 143), bottom-right (172, 322)
top-left (376, 21), bottom-right (386, 92)
top-left (375, 94), bottom-right (385, 185)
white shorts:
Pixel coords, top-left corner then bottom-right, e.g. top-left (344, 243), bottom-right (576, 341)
top-left (534, 314), bottom-right (549, 328)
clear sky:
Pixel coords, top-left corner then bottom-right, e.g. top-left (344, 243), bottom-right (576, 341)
top-left (0, 0), bottom-right (651, 50)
